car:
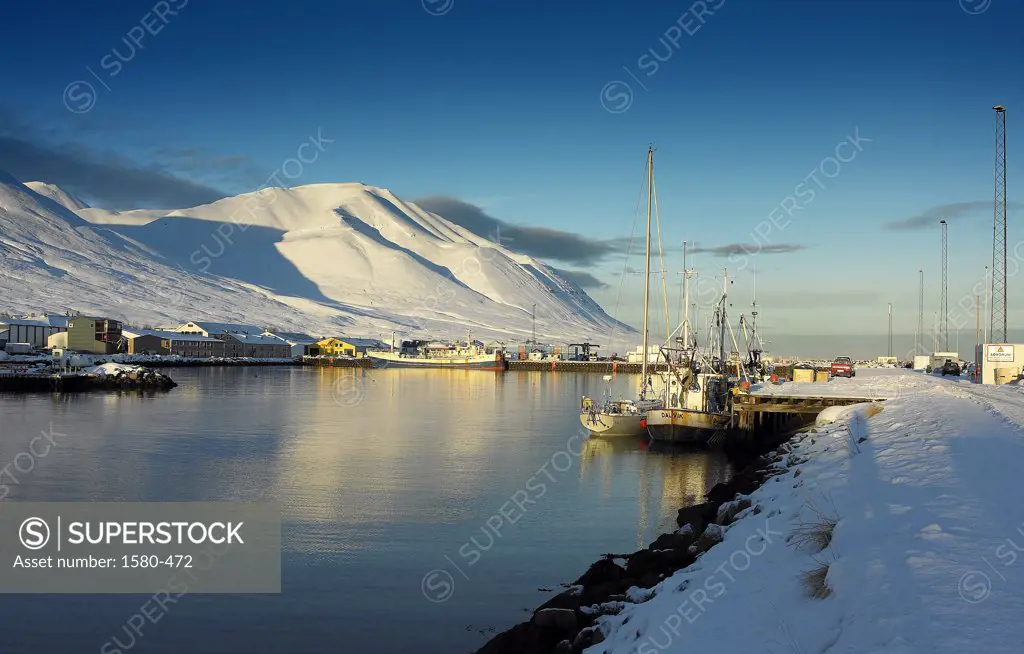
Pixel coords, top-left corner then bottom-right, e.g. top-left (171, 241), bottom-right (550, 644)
top-left (830, 356), bottom-right (855, 378)
top-left (941, 359), bottom-right (961, 376)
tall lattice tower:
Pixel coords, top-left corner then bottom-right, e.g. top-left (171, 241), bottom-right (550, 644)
top-left (940, 219), bottom-right (948, 351)
top-left (992, 105), bottom-right (1008, 343)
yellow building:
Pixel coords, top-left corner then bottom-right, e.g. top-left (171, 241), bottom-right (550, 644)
top-left (64, 316), bottom-right (122, 354)
top-left (313, 338), bottom-right (356, 357)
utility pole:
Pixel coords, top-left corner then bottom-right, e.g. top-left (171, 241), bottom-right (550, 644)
top-left (976, 295), bottom-right (981, 365)
top-left (888, 302), bottom-right (893, 357)
top-left (992, 105), bottom-right (1008, 343)
top-left (531, 303), bottom-right (537, 346)
top-left (917, 269), bottom-right (924, 356)
top-left (940, 219), bottom-right (948, 351)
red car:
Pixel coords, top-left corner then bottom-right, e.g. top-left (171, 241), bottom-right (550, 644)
top-left (830, 356), bottom-right (855, 378)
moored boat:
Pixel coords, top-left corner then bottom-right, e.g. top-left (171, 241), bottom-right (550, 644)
top-left (579, 146), bottom-right (663, 436)
top-left (645, 372), bottom-right (731, 444)
top-left (367, 339), bottom-right (506, 370)
top-left (647, 263), bottom-right (735, 445)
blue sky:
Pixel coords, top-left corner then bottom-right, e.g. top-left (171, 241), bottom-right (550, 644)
top-left (1, 0), bottom-right (1022, 353)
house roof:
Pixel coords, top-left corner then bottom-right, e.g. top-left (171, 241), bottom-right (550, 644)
top-left (178, 321), bottom-right (263, 335)
top-left (263, 331), bottom-right (318, 344)
top-left (0, 317), bottom-right (68, 328)
top-left (223, 333), bottom-right (290, 346)
top-left (341, 338), bottom-right (387, 348)
top-left (123, 329), bottom-right (221, 342)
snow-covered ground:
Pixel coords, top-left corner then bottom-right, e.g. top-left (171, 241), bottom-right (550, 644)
top-left (589, 368), bottom-right (1024, 653)
top-left (752, 368), bottom-right (940, 400)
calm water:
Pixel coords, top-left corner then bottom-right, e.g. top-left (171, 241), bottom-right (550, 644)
top-left (0, 367), bottom-right (732, 653)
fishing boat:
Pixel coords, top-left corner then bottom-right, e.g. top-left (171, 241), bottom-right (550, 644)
top-left (646, 267), bottom-right (733, 445)
top-left (580, 146), bottom-right (663, 436)
top-left (367, 339), bottom-right (507, 370)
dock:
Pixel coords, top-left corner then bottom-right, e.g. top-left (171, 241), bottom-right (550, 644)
top-left (507, 360), bottom-right (670, 373)
top-left (732, 390), bottom-right (881, 436)
top-left (0, 373), bottom-right (90, 393)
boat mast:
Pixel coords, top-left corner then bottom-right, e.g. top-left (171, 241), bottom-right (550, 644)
top-left (641, 146), bottom-right (653, 398)
top-left (719, 269), bottom-right (728, 370)
top-left (682, 241), bottom-right (690, 351)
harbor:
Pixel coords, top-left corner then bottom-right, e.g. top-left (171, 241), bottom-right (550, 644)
top-left (0, 0), bottom-right (1019, 652)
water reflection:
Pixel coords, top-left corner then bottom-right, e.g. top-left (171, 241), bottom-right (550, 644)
top-left (0, 367), bottom-right (734, 654)
top-left (579, 435), bottom-right (732, 549)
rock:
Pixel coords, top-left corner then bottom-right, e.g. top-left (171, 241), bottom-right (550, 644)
top-left (573, 558), bottom-right (625, 588)
top-left (648, 530), bottom-right (697, 551)
top-left (638, 571), bottom-right (662, 587)
top-left (715, 498), bottom-right (753, 526)
top-left (695, 524), bottom-right (725, 553)
top-left (536, 589), bottom-right (583, 613)
top-left (534, 608), bottom-right (578, 632)
top-left (625, 548), bottom-right (695, 584)
top-left (675, 501), bottom-right (717, 532)
top-left (572, 626), bottom-right (605, 652)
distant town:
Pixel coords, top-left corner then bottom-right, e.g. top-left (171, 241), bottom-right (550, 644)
top-left (1, 310), bottom-right (921, 370)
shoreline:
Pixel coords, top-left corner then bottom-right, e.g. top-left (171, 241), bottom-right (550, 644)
top-left (475, 370), bottom-right (1020, 654)
top-left (473, 433), bottom-right (799, 654)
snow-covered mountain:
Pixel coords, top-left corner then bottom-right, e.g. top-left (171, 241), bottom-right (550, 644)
top-left (0, 172), bottom-right (635, 344)
top-left (23, 181), bottom-right (90, 212)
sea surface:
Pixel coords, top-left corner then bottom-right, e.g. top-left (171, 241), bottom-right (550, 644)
top-left (0, 366), bottom-right (734, 653)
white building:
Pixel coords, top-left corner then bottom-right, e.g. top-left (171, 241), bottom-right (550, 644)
top-left (977, 344), bottom-right (1023, 384)
top-left (175, 321), bottom-right (263, 337)
top-left (261, 331), bottom-right (318, 358)
top-left (627, 345), bottom-right (663, 364)
top-left (0, 315), bottom-right (70, 347)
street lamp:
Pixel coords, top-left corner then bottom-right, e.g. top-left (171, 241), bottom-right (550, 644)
top-left (888, 302), bottom-right (893, 357)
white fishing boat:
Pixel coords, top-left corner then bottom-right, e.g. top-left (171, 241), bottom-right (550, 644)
top-left (580, 146), bottom-right (663, 436)
top-left (367, 339), bottom-right (507, 370)
top-left (646, 266), bottom-right (733, 445)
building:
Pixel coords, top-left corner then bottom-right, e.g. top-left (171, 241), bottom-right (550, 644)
top-left (343, 338), bottom-right (387, 356)
top-left (219, 333), bottom-right (291, 358)
top-left (262, 331), bottom-right (318, 358)
top-left (174, 321), bottom-right (263, 337)
top-left (122, 329), bottom-right (228, 357)
top-left (0, 316), bottom-right (69, 347)
top-left (47, 316), bottom-right (122, 354)
top-left (311, 337), bottom-right (387, 357)
top-left (122, 329), bottom-right (166, 355)
top-left (978, 343), bottom-right (1022, 384)
top-left (311, 337), bottom-right (353, 357)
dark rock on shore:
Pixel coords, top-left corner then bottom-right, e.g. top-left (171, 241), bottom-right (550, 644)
top-left (675, 501), bottom-right (717, 533)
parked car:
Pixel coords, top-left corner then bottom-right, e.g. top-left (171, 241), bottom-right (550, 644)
top-left (941, 359), bottom-right (961, 376)
top-left (830, 356), bottom-right (855, 378)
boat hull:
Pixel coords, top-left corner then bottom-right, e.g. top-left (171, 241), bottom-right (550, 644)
top-left (366, 352), bottom-right (506, 371)
top-left (579, 412), bottom-right (645, 437)
top-left (646, 408), bottom-right (731, 444)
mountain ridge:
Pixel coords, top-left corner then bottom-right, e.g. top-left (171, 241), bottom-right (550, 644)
top-left (0, 174), bottom-right (637, 346)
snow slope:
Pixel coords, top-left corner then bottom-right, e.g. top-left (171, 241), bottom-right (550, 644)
top-left (2, 174), bottom-right (635, 343)
top-left (23, 181), bottom-right (89, 211)
top-left (0, 173), bottom-right (326, 335)
top-left (589, 369), bottom-right (1024, 654)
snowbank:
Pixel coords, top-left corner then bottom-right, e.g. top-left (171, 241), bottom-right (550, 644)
top-left (586, 370), bottom-right (1024, 653)
top-left (82, 362), bottom-right (148, 377)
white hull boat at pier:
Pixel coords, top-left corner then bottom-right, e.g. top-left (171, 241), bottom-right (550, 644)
top-left (367, 339), bottom-right (507, 370)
